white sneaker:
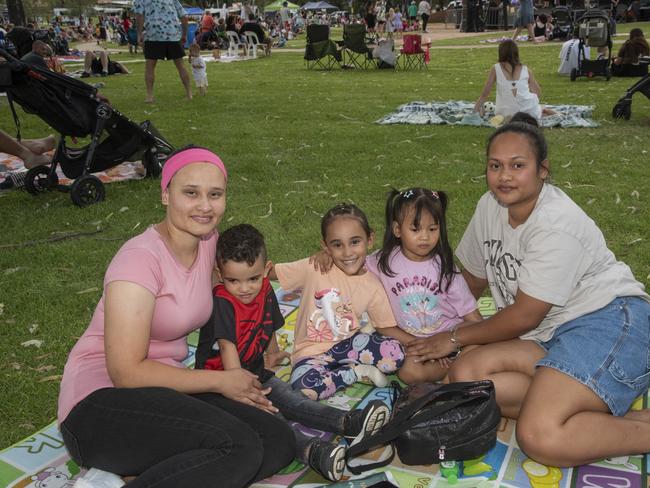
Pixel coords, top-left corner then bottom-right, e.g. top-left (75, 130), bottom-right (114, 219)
top-left (354, 364), bottom-right (389, 388)
top-left (74, 468), bottom-right (125, 488)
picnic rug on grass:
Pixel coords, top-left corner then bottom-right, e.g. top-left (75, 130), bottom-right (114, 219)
top-left (1, 287), bottom-right (648, 487)
top-left (376, 101), bottom-right (599, 128)
top-left (0, 152), bottom-right (146, 190)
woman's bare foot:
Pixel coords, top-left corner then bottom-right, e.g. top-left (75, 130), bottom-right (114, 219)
top-left (22, 135), bottom-right (56, 154)
top-left (22, 150), bottom-right (53, 169)
top-left (144, 97), bottom-right (155, 103)
top-left (624, 409), bottom-right (650, 423)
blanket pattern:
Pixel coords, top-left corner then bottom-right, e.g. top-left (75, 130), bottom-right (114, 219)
top-left (376, 101), bottom-right (600, 128)
top-left (0, 287), bottom-right (647, 488)
top-left (0, 152), bottom-right (145, 189)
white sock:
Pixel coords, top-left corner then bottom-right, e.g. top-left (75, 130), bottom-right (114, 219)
top-left (74, 468), bottom-right (125, 488)
top-left (354, 364), bottom-right (389, 387)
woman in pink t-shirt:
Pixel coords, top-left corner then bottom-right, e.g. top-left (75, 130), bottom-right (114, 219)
top-left (57, 147), bottom-right (294, 488)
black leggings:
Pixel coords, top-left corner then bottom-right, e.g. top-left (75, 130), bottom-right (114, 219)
top-left (60, 387), bottom-right (295, 488)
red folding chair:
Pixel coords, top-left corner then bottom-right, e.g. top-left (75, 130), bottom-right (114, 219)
top-left (398, 34), bottom-right (428, 70)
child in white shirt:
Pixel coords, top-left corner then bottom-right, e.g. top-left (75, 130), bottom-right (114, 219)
top-left (188, 44), bottom-right (208, 96)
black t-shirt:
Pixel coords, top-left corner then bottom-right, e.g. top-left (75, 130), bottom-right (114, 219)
top-left (20, 51), bottom-right (49, 70)
top-left (196, 279), bottom-right (284, 382)
top-left (240, 22), bottom-right (266, 43)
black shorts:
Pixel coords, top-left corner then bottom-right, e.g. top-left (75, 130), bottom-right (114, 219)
top-left (144, 40), bottom-right (185, 60)
top-left (91, 58), bottom-right (121, 75)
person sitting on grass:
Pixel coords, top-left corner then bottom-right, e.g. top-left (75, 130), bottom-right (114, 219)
top-left (20, 40), bottom-right (52, 70)
top-left (475, 40), bottom-right (554, 123)
top-left (611, 28), bottom-right (649, 77)
top-left (195, 223), bottom-right (390, 482)
top-left (418, 117), bottom-right (650, 468)
top-left (81, 50), bottom-right (129, 77)
top-left (0, 129), bottom-right (55, 190)
top-left (58, 146), bottom-right (296, 488)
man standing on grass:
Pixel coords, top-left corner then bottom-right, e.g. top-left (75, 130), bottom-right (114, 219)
top-left (134, 0), bottom-right (192, 103)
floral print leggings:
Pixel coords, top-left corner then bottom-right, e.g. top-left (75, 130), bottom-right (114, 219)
top-left (289, 332), bottom-right (405, 400)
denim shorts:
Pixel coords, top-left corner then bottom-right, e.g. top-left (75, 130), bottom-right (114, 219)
top-left (537, 296), bottom-right (650, 417)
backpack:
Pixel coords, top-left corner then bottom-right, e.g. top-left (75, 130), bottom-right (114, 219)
top-left (346, 381), bottom-right (501, 474)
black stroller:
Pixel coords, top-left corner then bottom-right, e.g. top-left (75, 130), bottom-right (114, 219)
top-left (570, 9), bottom-right (612, 81)
top-left (551, 6), bottom-right (573, 40)
top-left (0, 47), bottom-right (173, 207)
top-left (612, 57), bottom-right (650, 120)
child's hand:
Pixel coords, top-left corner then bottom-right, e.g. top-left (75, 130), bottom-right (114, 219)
top-left (264, 350), bottom-right (290, 368)
top-left (309, 249), bottom-right (333, 274)
top-left (407, 333), bottom-right (457, 363)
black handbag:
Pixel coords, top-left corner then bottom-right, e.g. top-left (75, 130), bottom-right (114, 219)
top-left (346, 381), bottom-right (501, 474)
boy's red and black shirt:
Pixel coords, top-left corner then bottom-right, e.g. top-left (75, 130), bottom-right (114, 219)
top-left (195, 277), bottom-right (285, 383)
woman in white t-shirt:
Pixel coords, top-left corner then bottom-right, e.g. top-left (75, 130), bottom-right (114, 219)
top-left (410, 119), bottom-right (650, 467)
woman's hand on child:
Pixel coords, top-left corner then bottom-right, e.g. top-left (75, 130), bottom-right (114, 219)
top-left (264, 350), bottom-right (290, 368)
top-left (309, 250), bottom-right (333, 274)
top-left (407, 333), bottom-right (457, 362)
top-left (219, 368), bottom-right (279, 414)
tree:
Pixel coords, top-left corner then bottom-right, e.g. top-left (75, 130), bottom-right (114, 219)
top-left (7, 0), bottom-right (26, 25)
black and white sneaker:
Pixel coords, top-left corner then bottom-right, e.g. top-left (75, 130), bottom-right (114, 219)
top-left (308, 440), bottom-right (346, 482)
top-left (347, 400), bottom-right (390, 447)
top-left (0, 171), bottom-right (26, 190)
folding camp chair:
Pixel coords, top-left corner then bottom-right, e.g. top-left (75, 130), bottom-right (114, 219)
top-left (397, 34), bottom-right (427, 70)
top-left (244, 31), bottom-right (267, 58)
top-left (226, 30), bottom-right (247, 57)
top-left (304, 24), bottom-right (341, 70)
top-left (342, 24), bottom-right (375, 69)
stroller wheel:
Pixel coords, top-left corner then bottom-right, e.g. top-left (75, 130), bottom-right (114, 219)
top-left (570, 68), bottom-right (577, 81)
top-left (612, 101), bottom-right (631, 120)
top-left (71, 175), bottom-right (105, 207)
top-left (25, 165), bottom-right (59, 195)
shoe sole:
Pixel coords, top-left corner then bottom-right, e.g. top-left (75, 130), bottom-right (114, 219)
top-left (324, 444), bottom-right (346, 482)
top-left (350, 403), bottom-right (390, 447)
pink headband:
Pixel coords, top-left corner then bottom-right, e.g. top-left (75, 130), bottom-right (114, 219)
top-left (161, 148), bottom-right (228, 190)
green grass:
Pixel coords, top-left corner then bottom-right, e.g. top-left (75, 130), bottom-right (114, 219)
top-left (1, 36), bottom-right (649, 447)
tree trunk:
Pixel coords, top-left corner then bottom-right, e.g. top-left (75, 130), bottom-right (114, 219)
top-left (7, 0), bottom-right (26, 26)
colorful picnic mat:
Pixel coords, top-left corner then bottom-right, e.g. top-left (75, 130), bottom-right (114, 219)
top-left (1, 287), bottom-right (647, 488)
top-left (376, 101), bottom-right (599, 128)
top-left (0, 152), bottom-right (146, 189)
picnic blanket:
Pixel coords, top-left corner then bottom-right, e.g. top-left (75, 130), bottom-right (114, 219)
top-left (1, 287), bottom-right (647, 488)
top-left (0, 152), bottom-right (145, 190)
top-left (376, 101), bottom-right (600, 128)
